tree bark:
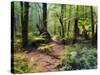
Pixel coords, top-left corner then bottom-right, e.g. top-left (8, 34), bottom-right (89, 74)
top-left (43, 3), bottom-right (47, 30)
top-left (42, 3), bottom-right (51, 41)
top-left (20, 2), bottom-right (29, 48)
top-left (90, 6), bottom-right (95, 45)
top-left (67, 5), bottom-right (72, 37)
top-left (73, 6), bottom-right (79, 44)
top-left (61, 4), bottom-right (65, 38)
top-left (11, 2), bottom-right (14, 73)
top-left (11, 2), bottom-right (14, 53)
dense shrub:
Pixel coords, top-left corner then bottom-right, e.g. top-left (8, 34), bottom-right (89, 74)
top-left (58, 44), bottom-right (97, 70)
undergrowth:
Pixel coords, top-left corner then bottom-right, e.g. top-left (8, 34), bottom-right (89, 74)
top-left (12, 51), bottom-right (43, 74)
top-left (57, 44), bottom-right (97, 70)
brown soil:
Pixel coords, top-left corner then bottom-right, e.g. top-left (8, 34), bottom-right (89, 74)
top-left (26, 40), bottom-right (64, 72)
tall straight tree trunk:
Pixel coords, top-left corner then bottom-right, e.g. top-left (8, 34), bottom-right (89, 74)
top-left (67, 5), bottom-right (72, 37)
top-left (73, 5), bottom-right (79, 44)
top-left (23, 2), bottom-right (29, 47)
top-left (43, 3), bottom-right (47, 30)
top-left (11, 2), bottom-right (14, 53)
top-left (90, 6), bottom-right (95, 45)
top-left (11, 2), bottom-right (14, 73)
top-left (63, 5), bottom-right (66, 35)
top-left (42, 3), bottom-right (51, 41)
top-left (20, 2), bottom-right (29, 48)
top-left (94, 24), bottom-right (97, 46)
top-left (61, 4), bottom-right (65, 38)
top-left (20, 2), bottom-right (24, 47)
top-left (82, 6), bottom-right (89, 40)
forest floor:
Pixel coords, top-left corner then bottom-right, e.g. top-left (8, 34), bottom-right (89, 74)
top-left (27, 40), bottom-right (65, 72)
top-left (13, 38), bottom-right (96, 73)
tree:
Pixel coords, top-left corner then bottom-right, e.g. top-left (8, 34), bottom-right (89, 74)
top-left (55, 4), bottom-right (65, 38)
top-left (42, 3), bottom-right (51, 41)
top-left (94, 24), bottom-right (97, 46)
top-left (43, 3), bottom-right (47, 29)
top-left (60, 4), bottom-right (65, 38)
top-left (11, 2), bottom-right (14, 73)
top-left (82, 6), bottom-right (89, 40)
top-left (67, 5), bottom-right (72, 37)
top-left (73, 5), bottom-right (80, 44)
top-left (90, 6), bottom-right (95, 45)
top-left (20, 2), bottom-right (29, 48)
top-left (11, 2), bottom-right (15, 53)
top-left (37, 3), bottom-right (51, 42)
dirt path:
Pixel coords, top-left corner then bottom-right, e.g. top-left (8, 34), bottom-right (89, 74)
top-left (27, 41), bottom-right (64, 72)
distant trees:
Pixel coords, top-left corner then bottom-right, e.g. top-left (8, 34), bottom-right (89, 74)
top-left (13, 2), bottom-right (97, 47)
top-left (20, 2), bottom-right (29, 48)
top-left (82, 6), bottom-right (89, 40)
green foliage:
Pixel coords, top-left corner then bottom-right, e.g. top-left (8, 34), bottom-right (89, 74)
top-left (15, 39), bottom-right (22, 46)
top-left (28, 32), bottom-right (45, 41)
top-left (38, 44), bottom-right (54, 54)
top-left (28, 33), bottom-right (37, 41)
top-left (58, 44), bottom-right (97, 70)
top-left (14, 33), bottom-right (22, 51)
top-left (13, 52), bottom-right (39, 73)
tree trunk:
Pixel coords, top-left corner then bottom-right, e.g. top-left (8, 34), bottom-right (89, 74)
top-left (42, 3), bottom-right (51, 41)
top-left (11, 2), bottom-right (14, 53)
top-left (90, 6), bottom-right (95, 45)
top-left (73, 6), bottom-right (79, 44)
top-left (61, 4), bottom-right (65, 38)
top-left (82, 6), bottom-right (89, 40)
top-left (67, 5), bottom-right (72, 37)
top-left (94, 24), bottom-right (97, 46)
top-left (43, 3), bottom-right (47, 30)
top-left (53, 24), bottom-right (57, 35)
top-left (58, 26), bottom-right (62, 37)
top-left (11, 2), bottom-right (14, 73)
top-left (20, 2), bottom-right (29, 48)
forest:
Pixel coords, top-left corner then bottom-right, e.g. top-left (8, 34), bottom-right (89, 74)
top-left (11, 1), bottom-right (97, 74)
